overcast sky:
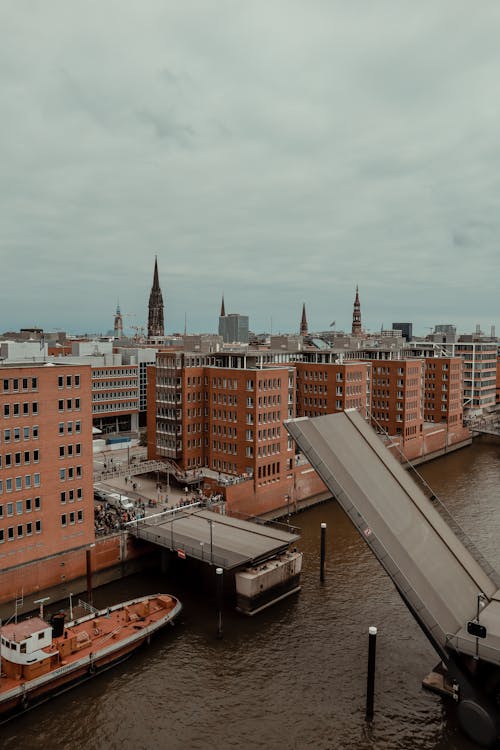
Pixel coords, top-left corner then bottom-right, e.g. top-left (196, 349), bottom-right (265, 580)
top-left (1, 1), bottom-right (499, 337)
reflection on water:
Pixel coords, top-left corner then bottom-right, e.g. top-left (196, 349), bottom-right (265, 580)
top-left (1, 442), bottom-right (499, 750)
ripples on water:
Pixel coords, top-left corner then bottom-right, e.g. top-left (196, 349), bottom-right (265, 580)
top-left (1, 442), bottom-right (499, 750)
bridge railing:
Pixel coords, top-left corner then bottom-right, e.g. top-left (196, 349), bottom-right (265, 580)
top-left (285, 420), bottom-right (450, 660)
top-left (131, 525), bottom-right (231, 569)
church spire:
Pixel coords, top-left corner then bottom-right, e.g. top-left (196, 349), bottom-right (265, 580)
top-left (300, 302), bottom-right (308, 336)
top-left (351, 285), bottom-right (362, 336)
top-left (148, 255), bottom-right (164, 338)
top-left (113, 300), bottom-right (123, 340)
top-left (220, 294), bottom-right (226, 317)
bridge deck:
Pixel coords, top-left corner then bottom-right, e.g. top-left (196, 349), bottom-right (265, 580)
top-left (285, 411), bottom-right (500, 665)
top-left (129, 508), bottom-right (299, 571)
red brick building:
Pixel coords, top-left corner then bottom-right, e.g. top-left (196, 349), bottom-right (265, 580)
top-left (423, 357), bottom-right (463, 425)
top-left (149, 352), bottom-right (295, 489)
top-left (370, 360), bottom-right (423, 441)
top-left (295, 361), bottom-right (371, 419)
top-left (0, 364), bottom-right (94, 573)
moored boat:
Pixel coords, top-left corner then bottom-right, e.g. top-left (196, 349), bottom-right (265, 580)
top-left (0, 593), bottom-right (182, 720)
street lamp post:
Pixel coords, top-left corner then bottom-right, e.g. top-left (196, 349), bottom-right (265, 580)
top-left (209, 520), bottom-right (213, 564)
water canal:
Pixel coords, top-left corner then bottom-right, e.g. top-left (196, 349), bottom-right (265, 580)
top-left (2, 440), bottom-right (500, 750)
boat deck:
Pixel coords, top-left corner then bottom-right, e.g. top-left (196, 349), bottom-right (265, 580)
top-left (0, 595), bottom-right (178, 696)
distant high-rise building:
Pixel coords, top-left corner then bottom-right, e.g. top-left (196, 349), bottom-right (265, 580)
top-left (392, 322), bottom-right (412, 341)
top-left (147, 256), bottom-right (164, 338)
top-left (113, 303), bottom-right (123, 339)
top-left (220, 294), bottom-right (226, 317)
top-left (219, 313), bottom-right (249, 344)
top-left (351, 285), bottom-right (362, 336)
top-left (300, 303), bottom-right (308, 336)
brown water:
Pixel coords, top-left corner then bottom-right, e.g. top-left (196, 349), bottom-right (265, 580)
top-left (2, 441), bottom-right (500, 750)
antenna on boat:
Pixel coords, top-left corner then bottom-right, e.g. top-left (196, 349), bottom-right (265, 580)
top-left (34, 597), bottom-right (50, 620)
top-left (14, 589), bottom-right (24, 624)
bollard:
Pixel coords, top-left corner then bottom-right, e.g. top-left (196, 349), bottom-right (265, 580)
top-left (320, 522), bottom-right (327, 582)
top-left (216, 567), bottom-right (223, 639)
top-left (365, 626), bottom-right (377, 721)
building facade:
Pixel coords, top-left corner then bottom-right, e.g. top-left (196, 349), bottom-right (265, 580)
top-left (423, 357), bottom-right (463, 425)
top-left (0, 363), bottom-right (94, 572)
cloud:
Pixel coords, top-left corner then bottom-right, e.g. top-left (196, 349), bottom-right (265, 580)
top-left (0, 1), bottom-right (499, 337)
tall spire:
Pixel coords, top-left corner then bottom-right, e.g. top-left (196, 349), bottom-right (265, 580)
top-left (113, 300), bottom-right (123, 340)
top-left (220, 294), bottom-right (226, 317)
top-left (300, 302), bottom-right (308, 336)
top-left (148, 255), bottom-right (164, 338)
top-left (351, 284), bottom-right (362, 336)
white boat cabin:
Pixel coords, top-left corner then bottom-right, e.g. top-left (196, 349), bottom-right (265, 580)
top-left (1, 618), bottom-right (53, 666)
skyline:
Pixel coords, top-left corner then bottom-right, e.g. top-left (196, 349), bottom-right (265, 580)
top-left (2, 3), bottom-right (500, 335)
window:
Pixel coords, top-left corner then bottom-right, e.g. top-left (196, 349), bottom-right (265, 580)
top-left (75, 398), bottom-right (80, 410)
top-left (77, 510), bottom-right (83, 523)
top-left (25, 498), bottom-right (32, 512)
top-left (59, 446), bottom-right (65, 458)
top-left (33, 473), bottom-right (40, 487)
top-left (0, 529), bottom-right (3, 543)
top-left (14, 428), bottom-right (20, 441)
top-left (75, 375), bottom-right (80, 387)
top-left (23, 402), bottom-right (29, 416)
top-left (69, 511), bottom-right (75, 525)
top-left (34, 496), bottom-right (41, 510)
top-left (61, 514), bottom-right (67, 527)
top-left (77, 487), bottom-right (83, 500)
top-left (66, 375), bottom-right (72, 387)
top-left (32, 425), bottom-right (39, 439)
top-left (67, 399), bottom-right (72, 410)
top-left (35, 520), bottom-right (41, 533)
top-left (60, 468), bottom-right (66, 481)
top-left (22, 378), bottom-right (28, 391)
top-left (15, 452), bottom-right (21, 466)
top-left (32, 402), bottom-right (38, 415)
top-left (25, 475), bottom-right (31, 489)
top-left (26, 522), bottom-right (32, 535)
top-left (16, 500), bottom-right (23, 515)
top-left (7, 503), bottom-right (13, 517)
top-left (58, 376), bottom-right (64, 388)
top-left (4, 404), bottom-right (10, 418)
top-left (23, 426), bottom-right (29, 440)
top-left (58, 400), bottom-right (64, 411)
top-left (31, 377), bottom-right (37, 390)
top-left (6, 479), bottom-right (13, 493)
top-left (33, 449), bottom-right (39, 463)
top-left (8, 527), bottom-right (14, 541)
top-left (15, 477), bottom-right (22, 491)
top-left (68, 489), bottom-right (74, 502)
top-left (67, 422), bottom-right (73, 434)
top-left (59, 423), bottom-right (65, 435)
top-left (4, 429), bottom-right (10, 443)
top-left (60, 491), bottom-right (66, 504)
top-left (17, 524), bottom-right (23, 538)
